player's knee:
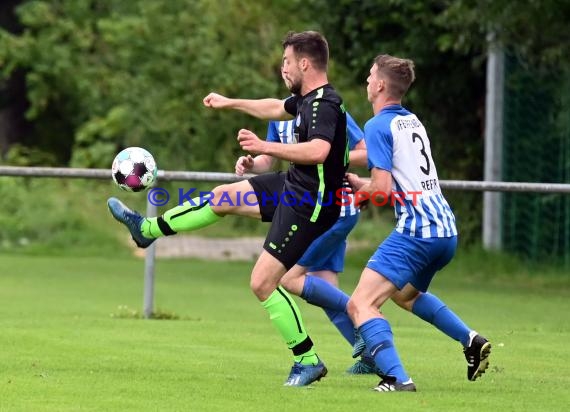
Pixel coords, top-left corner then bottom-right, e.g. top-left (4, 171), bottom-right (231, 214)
top-left (391, 296), bottom-right (407, 310)
top-left (210, 184), bottom-right (237, 214)
top-left (211, 184), bottom-right (230, 198)
top-left (279, 276), bottom-right (293, 292)
top-left (250, 276), bottom-right (274, 301)
top-left (392, 289), bottom-right (420, 312)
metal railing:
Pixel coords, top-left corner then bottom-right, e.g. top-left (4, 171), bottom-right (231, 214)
top-left (2, 165), bottom-right (570, 318)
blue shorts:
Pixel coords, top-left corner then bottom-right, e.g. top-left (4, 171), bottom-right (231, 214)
top-left (297, 212), bottom-right (360, 273)
top-left (366, 230), bottom-right (457, 292)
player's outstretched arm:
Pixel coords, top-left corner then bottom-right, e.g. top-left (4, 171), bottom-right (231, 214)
top-left (203, 93), bottom-right (291, 120)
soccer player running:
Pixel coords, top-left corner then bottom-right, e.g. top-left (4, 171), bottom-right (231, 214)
top-left (107, 31), bottom-right (348, 386)
top-left (345, 54), bottom-right (491, 391)
top-left (237, 109), bottom-right (377, 374)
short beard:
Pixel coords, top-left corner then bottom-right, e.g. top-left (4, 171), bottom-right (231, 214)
top-left (288, 80), bottom-right (302, 95)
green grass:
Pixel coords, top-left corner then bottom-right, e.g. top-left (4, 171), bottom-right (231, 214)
top-left (0, 253), bottom-right (569, 412)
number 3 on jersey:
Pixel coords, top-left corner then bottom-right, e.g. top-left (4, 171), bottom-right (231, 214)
top-left (412, 132), bottom-right (431, 176)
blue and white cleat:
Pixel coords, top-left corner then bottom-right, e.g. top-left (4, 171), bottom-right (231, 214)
top-left (352, 329), bottom-right (366, 359)
top-left (346, 356), bottom-right (379, 375)
top-left (107, 197), bottom-right (155, 248)
top-left (284, 360), bottom-right (328, 387)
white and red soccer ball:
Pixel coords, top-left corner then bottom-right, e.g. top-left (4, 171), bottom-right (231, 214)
top-left (111, 147), bottom-right (157, 192)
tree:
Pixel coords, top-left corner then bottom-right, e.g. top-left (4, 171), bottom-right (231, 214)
top-left (0, 0), bottom-right (308, 169)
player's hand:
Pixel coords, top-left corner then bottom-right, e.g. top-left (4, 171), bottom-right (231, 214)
top-left (346, 172), bottom-right (370, 210)
top-left (203, 92), bottom-right (231, 109)
top-left (238, 129), bottom-right (266, 155)
top-left (353, 193), bottom-right (370, 211)
top-left (346, 172), bottom-right (365, 191)
top-left (235, 155), bottom-right (254, 176)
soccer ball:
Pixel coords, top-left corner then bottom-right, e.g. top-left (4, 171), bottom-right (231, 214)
top-left (111, 147), bottom-right (158, 192)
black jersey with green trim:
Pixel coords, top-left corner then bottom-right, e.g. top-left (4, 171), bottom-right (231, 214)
top-left (282, 84), bottom-right (347, 222)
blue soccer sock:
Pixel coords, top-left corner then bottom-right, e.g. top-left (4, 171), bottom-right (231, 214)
top-left (412, 292), bottom-right (471, 346)
top-left (301, 275), bottom-right (349, 313)
top-left (359, 318), bottom-right (409, 383)
top-left (323, 308), bottom-right (355, 345)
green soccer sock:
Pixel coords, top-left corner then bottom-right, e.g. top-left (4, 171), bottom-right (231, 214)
top-left (261, 287), bottom-right (319, 365)
top-left (141, 198), bottom-right (222, 238)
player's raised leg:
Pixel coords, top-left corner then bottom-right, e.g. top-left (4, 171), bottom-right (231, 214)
top-left (107, 179), bottom-right (260, 248)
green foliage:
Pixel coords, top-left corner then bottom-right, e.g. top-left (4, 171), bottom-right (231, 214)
top-left (3, 143), bottom-right (58, 165)
top-left (0, 0), bottom-right (308, 170)
top-left (0, 177), bottom-right (128, 255)
top-left (501, 57), bottom-right (570, 264)
top-left (436, 0), bottom-right (570, 69)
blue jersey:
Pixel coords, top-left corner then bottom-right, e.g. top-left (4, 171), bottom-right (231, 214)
top-left (364, 105), bottom-right (457, 238)
top-left (267, 112), bottom-right (364, 217)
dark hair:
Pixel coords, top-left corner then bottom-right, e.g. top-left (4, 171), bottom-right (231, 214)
top-left (374, 54), bottom-right (416, 98)
top-left (282, 31), bottom-right (329, 71)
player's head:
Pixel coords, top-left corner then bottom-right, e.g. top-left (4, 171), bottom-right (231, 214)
top-left (367, 54), bottom-right (415, 103)
top-left (281, 31), bottom-right (329, 94)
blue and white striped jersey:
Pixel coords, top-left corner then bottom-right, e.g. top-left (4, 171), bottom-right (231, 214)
top-left (364, 105), bottom-right (457, 238)
top-left (266, 112), bottom-right (364, 217)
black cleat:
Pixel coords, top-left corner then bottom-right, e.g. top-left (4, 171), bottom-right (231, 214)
top-left (373, 375), bottom-right (417, 392)
top-left (464, 334), bottom-right (492, 381)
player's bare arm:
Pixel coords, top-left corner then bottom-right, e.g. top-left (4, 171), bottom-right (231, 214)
top-left (237, 129), bottom-right (331, 164)
top-left (203, 93), bottom-right (292, 120)
top-left (349, 139), bottom-right (368, 167)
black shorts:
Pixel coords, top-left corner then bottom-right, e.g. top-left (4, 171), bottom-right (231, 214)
top-left (248, 172), bottom-right (337, 270)
top-left (248, 172), bottom-right (286, 222)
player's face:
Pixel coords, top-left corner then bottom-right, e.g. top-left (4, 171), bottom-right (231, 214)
top-left (282, 47), bottom-right (302, 95)
top-left (366, 64), bottom-right (381, 103)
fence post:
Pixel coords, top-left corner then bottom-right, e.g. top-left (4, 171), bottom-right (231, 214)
top-left (143, 196), bottom-right (157, 319)
top-left (483, 33), bottom-right (505, 250)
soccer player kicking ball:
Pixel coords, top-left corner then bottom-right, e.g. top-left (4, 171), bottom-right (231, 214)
top-left (240, 110), bottom-right (377, 374)
top-left (107, 31), bottom-right (348, 387)
top-left (345, 54), bottom-right (492, 391)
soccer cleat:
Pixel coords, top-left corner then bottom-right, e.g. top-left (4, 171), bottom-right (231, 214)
top-left (107, 197), bottom-right (155, 248)
top-left (346, 356), bottom-right (379, 375)
top-left (352, 328), bottom-right (366, 358)
top-left (283, 360), bottom-right (328, 387)
top-left (464, 334), bottom-right (492, 381)
top-left (373, 375), bottom-right (417, 392)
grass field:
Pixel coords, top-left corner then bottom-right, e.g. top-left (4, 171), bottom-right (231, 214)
top-left (1, 251), bottom-right (569, 412)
